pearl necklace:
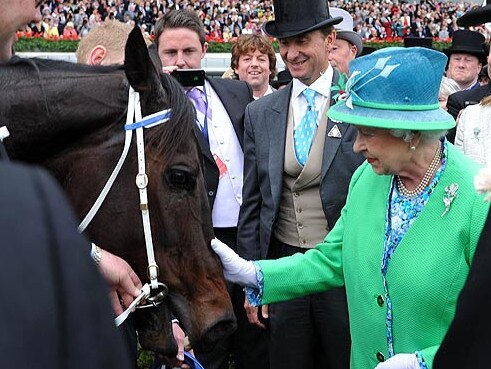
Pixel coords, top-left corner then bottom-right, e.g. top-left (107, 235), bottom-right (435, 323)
top-left (396, 142), bottom-right (442, 197)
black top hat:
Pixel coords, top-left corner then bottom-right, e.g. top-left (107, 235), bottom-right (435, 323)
top-left (403, 36), bottom-right (433, 49)
top-left (271, 69), bottom-right (293, 89)
top-left (358, 46), bottom-right (377, 57)
top-left (443, 30), bottom-right (487, 65)
top-left (458, 0), bottom-right (491, 27)
top-left (263, 0), bottom-right (342, 39)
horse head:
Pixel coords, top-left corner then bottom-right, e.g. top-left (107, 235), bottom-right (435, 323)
top-left (0, 27), bottom-right (235, 358)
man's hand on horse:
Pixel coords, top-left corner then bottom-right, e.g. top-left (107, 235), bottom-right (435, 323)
top-left (98, 249), bottom-right (143, 315)
top-left (172, 320), bottom-right (194, 368)
top-left (210, 238), bottom-right (258, 287)
top-left (244, 295), bottom-right (269, 329)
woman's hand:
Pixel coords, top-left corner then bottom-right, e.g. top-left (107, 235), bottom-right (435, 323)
top-left (210, 238), bottom-right (258, 287)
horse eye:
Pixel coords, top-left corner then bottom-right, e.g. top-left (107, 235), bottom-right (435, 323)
top-left (171, 171), bottom-right (187, 185)
top-left (166, 167), bottom-right (196, 192)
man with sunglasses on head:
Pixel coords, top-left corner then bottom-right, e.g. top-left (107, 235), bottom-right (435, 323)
top-left (0, 1), bottom-right (139, 367)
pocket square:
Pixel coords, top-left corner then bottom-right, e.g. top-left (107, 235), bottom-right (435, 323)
top-left (327, 124), bottom-right (342, 138)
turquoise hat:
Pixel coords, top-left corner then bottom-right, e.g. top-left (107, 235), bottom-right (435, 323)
top-left (328, 47), bottom-right (456, 131)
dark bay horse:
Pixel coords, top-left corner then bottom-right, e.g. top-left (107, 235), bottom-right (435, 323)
top-left (0, 27), bottom-right (235, 357)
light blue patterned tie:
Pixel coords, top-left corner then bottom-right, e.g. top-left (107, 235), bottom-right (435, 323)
top-left (294, 88), bottom-right (318, 166)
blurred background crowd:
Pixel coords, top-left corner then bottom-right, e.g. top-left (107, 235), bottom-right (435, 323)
top-left (16, 0), bottom-right (491, 42)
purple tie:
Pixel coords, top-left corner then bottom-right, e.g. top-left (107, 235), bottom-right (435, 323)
top-left (186, 87), bottom-right (210, 142)
top-left (186, 87), bottom-right (207, 117)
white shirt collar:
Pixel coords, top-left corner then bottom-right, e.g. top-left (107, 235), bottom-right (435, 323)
top-left (292, 65), bottom-right (334, 100)
top-left (253, 85), bottom-right (274, 100)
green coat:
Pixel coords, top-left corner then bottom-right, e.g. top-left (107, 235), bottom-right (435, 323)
top-left (257, 144), bottom-right (489, 369)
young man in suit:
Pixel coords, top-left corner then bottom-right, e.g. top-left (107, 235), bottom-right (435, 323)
top-left (230, 34), bottom-right (277, 99)
top-left (153, 10), bottom-right (264, 369)
top-left (236, 0), bottom-right (365, 368)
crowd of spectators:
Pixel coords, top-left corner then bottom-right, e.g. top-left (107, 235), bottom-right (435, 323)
top-left (16, 0), bottom-right (491, 42)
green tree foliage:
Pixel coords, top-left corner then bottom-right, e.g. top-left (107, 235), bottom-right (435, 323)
top-left (14, 37), bottom-right (451, 54)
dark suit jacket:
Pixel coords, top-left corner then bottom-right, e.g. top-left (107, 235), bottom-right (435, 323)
top-left (447, 84), bottom-right (491, 120)
top-left (433, 210), bottom-right (491, 369)
top-left (237, 73), bottom-right (365, 260)
top-left (195, 77), bottom-right (253, 208)
top-left (446, 84), bottom-right (491, 143)
top-left (0, 162), bottom-right (132, 369)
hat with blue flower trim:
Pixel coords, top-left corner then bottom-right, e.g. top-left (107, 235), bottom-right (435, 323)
top-left (327, 47), bottom-right (456, 131)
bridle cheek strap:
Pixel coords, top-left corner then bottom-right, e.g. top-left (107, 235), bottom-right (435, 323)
top-left (132, 89), bottom-right (159, 290)
top-left (75, 86), bottom-right (171, 326)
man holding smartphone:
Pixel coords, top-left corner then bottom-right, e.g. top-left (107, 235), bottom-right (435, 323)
top-left (154, 10), bottom-right (267, 369)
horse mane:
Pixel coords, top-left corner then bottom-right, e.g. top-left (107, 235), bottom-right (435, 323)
top-left (3, 57), bottom-right (129, 161)
top-left (9, 56), bottom-right (124, 74)
top-left (14, 57), bottom-right (196, 165)
top-left (8, 56), bottom-right (125, 119)
top-left (3, 57), bottom-right (195, 166)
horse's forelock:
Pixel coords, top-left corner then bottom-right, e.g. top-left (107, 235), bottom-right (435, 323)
top-left (146, 73), bottom-right (195, 166)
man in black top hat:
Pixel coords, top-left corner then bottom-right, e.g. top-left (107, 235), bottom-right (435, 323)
top-left (236, 1), bottom-right (365, 368)
top-left (444, 30), bottom-right (487, 91)
top-left (444, 30), bottom-right (490, 142)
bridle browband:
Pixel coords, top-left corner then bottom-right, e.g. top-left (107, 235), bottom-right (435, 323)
top-left (77, 86), bottom-right (172, 326)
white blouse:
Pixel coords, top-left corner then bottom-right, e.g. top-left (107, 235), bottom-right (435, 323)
top-left (455, 103), bottom-right (491, 166)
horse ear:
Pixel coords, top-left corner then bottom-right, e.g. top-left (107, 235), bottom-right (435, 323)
top-left (124, 26), bottom-right (155, 92)
top-left (148, 43), bottom-right (163, 73)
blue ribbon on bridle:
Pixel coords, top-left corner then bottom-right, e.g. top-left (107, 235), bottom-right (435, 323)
top-left (124, 108), bottom-right (172, 131)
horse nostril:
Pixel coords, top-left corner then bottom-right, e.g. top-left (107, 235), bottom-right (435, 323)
top-left (195, 315), bottom-right (237, 352)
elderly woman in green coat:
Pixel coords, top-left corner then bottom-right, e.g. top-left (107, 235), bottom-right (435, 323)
top-left (212, 47), bottom-right (490, 369)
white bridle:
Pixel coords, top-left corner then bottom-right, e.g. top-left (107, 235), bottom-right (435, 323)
top-left (77, 87), bottom-right (172, 326)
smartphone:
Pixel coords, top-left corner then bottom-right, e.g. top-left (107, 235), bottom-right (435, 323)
top-left (170, 69), bottom-right (206, 87)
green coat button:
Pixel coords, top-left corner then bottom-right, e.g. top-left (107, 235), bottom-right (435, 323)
top-left (376, 352), bottom-right (385, 362)
top-left (377, 295), bottom-right (385, 307)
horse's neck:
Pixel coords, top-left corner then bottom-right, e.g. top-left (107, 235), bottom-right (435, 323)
top-left (0, 60), bottom-right (129, 162)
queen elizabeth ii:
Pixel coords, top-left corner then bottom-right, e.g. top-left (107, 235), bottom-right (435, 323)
top-left (212, 47), bottom-right (490, 369)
